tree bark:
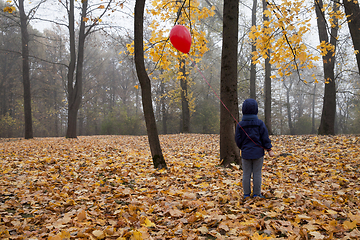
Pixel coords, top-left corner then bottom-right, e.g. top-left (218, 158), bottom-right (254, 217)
top-left (220, 0), bottom-right (240, 167)
top-left (19, 0), bottom-right (33, 139)
top-left (250, 0), bottom-right (257, 100)
top-left (315, 0), bottom-right (338, 135)
top-left (343, 0), bottom-right (360, 74)
top-left (263, 0), bottom-right (272, 135)
top-left (134, 0), bottom-right (167, 169)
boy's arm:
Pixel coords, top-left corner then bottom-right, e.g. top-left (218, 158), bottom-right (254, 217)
top-left (259, 121), bottom-right (272, 150)
top-left (235, 124), bottom-right (243, 149)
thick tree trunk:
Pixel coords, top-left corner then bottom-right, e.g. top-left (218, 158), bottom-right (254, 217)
top-left (19, 0), bottom-right (33, 139)
top-left (180, 58), bottom-right (190, 133)
top-left (250, 0), bottom-right (257, 100)
top-left (263, 0), bottom-right (272, 135)
top-left (315, 0), bottom-right (338, 135)
top-left (343, 0), bottom-right (360, 74)
top-left (220, 0), bottom-right (240, 167)
top-left (134, 0), bottom-right (166, 169)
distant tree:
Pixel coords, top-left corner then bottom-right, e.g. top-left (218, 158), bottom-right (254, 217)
top-left (3, 0), bottom-right (47, 139)
top-left (282, 74), bottom-right (295, 134)
top-left (0, 2), bottom-right (22, 137)
top-left (263, 0), bottom-right (272, 134)
top-left (63, 0), bottom-right (121, 138)
top-left (250, 0), bottom-right (257, 100)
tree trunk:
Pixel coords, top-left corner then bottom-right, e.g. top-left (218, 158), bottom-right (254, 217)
top-left (286, 92), bottom-right (294, 135)
top-left (220, 0), bottom-right (240, 167)
top-left (134, 0), bottom-right (166, 169)
top-left (343, 0), bottom-right (360, 74)
top-left (263, 0), bottom-right (272, 135)
top-left (315, 0), bottom-right (338, 135)
top-left (180, 58), bottom-right (190, 133)
top-left (66, 0), bottom-right (87, 138)
top-left (250, 0), bottom-right (257, 100)
top-left (311, 83), bottom-right (317, 134)
top-left (283, 78), bottom-right (294, 134)
top-left (160, 79), bottom-right (168, 134)
top-left (19, 0), bottom-right (33, 139)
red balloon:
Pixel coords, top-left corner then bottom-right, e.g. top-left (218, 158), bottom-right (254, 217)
top-left (169, 25), bottom-right (192, 54)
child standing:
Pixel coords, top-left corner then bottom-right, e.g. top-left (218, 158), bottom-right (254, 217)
top-left (235, 99), bottom-right (274, 199)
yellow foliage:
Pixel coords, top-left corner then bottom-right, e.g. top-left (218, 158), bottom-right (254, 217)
top-left (249, 0), bottom-right (322, 82)
top-left (3, 6), bottom-right (16, 13)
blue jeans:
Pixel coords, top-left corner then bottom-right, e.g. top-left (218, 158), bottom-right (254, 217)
top-left (242, 157), bottom-right (264, 196)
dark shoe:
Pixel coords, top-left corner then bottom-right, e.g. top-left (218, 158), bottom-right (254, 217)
top-left (244, 194), bottom-right (251, 199)
top-left (253, 194), bottom-right (265, 198)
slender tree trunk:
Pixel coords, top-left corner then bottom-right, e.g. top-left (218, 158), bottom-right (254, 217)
top-left (66, 0), bottom-right (87, 138)
top-left (250, 0), bottom-right (257, 99)
top-left (263, 0), bottom-right (272, 135)
top-left (311, 83), bottom-right (317, 134)
top-left (19, 0), bottom-right (33, 139)
top-left (220, 0), bottom-right (240, 167)
top-left (180, 58), bottom-right (190, 133)
top-left (286, 91), bottom-right (294, 135)
top-left (343, 0), bottom-right (360, 74)
top-left (66, 0), bottom-right (77, 138)
top-left (134, 0), bottom-right (166, 169)
top-left (160, 79), bottom-right (168, 134)
top-left (282, 77), bottom-right (294, 134)
top-left (315, 0), bottom-right (338, 135)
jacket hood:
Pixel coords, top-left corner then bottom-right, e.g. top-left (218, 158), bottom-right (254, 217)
top-left (242, 98), bottom-right (258, 115)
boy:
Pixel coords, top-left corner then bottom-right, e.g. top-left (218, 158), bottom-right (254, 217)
top-left (235, 98), bottom-right (274, 199)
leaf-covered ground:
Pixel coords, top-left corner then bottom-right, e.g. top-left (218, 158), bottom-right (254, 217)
top-left (0, 134), bottom-right (359, 240)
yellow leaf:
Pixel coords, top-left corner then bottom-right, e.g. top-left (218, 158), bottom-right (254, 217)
top-left (251, 232), bottom-right (273, 240)
top-left (98, 5), bottom-right (105, 9)
top-left (343, 220), bottom-right (357, 230)
top-left (309, 231), bottom-right (325, 239)
top-left (77, 209), bottom-right (87, 221)
top-left (134, 85), bottom-right (139, 89)
top-left (92, 230), bottom-right (106, 239)
top-left (349, 213), bottom-right (360, 223)
top-left (197, 225), bottom-right (208, 234)
top-left (265, 211), bottom-right (278, 218)
top-left (130, 230), bottom-right (143, 240)
top-left (59, 230), bottom-right (71, 239)
top-left (326, 209), bottom-right (338, 215)
top-left (48, 236), bottom-right (62, 240)
top-left (169, 208), bottom-right (184, 217)
top-left (142, 218), bottom-right (155, 227)
top-left (295, 214), bottom-right (312, 223)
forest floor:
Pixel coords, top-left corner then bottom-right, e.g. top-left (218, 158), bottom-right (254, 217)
top-left (0, 134), bottom-right (360, 240)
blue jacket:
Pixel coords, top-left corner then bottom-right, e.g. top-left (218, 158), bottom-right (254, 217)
top-left (235, 99), bottom-right (272, 159)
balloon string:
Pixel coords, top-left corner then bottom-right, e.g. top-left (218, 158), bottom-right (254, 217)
top-left (186, 54), bottom-right (267, 151)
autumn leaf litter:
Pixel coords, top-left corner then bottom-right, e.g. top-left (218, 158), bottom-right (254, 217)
top-left (0, 134), bottom-right (359, 239)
